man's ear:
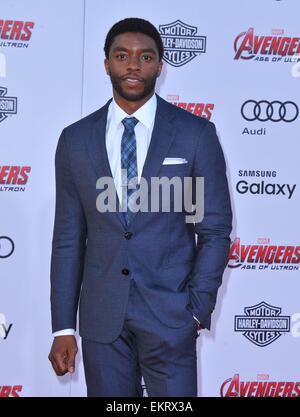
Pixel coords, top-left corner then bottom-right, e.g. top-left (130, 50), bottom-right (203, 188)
top-left (157, 61), bottom-right (163, 77)
top-left (104, 58), bottom-right (110, 75)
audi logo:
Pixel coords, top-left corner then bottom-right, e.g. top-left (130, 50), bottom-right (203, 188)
top-left (0, 236), bottom-right (15, 258)
top-left (241, 100), bottom-right (299, 122)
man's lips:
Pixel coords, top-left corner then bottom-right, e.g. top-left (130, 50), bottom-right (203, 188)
top-left (121, 75), bottom-right (144, 86)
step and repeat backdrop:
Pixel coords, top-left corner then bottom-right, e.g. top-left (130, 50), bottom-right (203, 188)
top-left (1, 0), bottom-right (300, 397)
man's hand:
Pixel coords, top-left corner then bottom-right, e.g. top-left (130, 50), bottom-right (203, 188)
top-left (48, 335), bottom-right (78, 376)
top-left (195, 321), bottom-right (201, 332)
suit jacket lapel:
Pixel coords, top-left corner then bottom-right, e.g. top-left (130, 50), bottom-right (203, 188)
top-left (86, 99), bottom-right (126, 228)
top-left (129, 95), bottom-right (177, 226)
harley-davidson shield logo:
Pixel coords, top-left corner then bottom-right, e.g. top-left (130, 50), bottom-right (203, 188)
top-left (0, 86), bottom-right (17, 123)
top-left (159, 20), bottom-right (206, 67)
top-left (234, 301), bottom-right (290, 347)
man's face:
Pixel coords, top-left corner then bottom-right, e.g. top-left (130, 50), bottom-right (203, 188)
top-left (104, 32), bottom-right (163, 102)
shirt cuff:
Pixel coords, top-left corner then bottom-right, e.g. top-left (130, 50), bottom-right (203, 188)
top-left (53, 329), bottom-right (75, 337)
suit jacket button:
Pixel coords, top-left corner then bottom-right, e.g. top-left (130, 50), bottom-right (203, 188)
top-left (124, 231), bottom-right (132, 240)
top-left (122, 268), bottom-right (130, 276)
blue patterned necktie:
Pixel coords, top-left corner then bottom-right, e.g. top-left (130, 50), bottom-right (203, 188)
top-left (121, 117), bottom-right (139, 225)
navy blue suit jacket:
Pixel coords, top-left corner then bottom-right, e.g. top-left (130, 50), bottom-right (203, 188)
top-left (50, 94), bottom-right (232, 343)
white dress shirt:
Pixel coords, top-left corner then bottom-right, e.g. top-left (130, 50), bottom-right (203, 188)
top-left (53, 93), bottom-right (200, 337)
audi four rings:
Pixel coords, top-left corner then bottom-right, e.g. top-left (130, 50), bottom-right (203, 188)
top-left (241, 100), bottom-right (299, 122)
top-left (0, 236), bottom-right (15, 258)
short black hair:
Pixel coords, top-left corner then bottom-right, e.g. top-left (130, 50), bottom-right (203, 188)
top-left (104, 17), bottom-right (164, 61)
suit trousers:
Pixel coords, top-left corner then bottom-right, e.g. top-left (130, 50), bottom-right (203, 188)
top-left (81, 278), bottom-right (198, 397)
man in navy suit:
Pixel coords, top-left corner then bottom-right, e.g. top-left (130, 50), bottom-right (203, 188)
top-left (48, 17), bottom-right (232, 397)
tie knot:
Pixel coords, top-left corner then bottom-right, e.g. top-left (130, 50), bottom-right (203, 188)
top-left (122, 117), bottom-right (139, 131)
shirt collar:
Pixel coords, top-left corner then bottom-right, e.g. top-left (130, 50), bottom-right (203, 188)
top-left (110, 93), bottom-right (157, 129)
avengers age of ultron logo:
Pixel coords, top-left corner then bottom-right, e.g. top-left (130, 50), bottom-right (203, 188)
top-left (159, 20), bottom-right (206, 67)
top-left (0, 165), bottom-right (31, 192)
top-left (228, 238), bottom-right (300, 271)
top-left (235, 302), bottom-right (290, 347)
top-left (167, 95), bottom-right (214, 120)
top-left (234, 28), bottom-right (300, 62)
top-left (0, 386), bottom-right (23, 397)
top-left (0, 20), bottom-right (34, 48)
top-left (221, 374), bottom-right (300, 397)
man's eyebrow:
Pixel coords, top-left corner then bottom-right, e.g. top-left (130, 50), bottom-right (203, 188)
top-left (111, 46), bottom-right (129, 52)
top-left (140, 48), bottom-right (157, 54)
top-left (111, 46), bottom-right (157, 54)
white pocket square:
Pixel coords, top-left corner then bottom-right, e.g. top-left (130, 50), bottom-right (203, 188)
top-left (162, 157), bottom-right (188, 165)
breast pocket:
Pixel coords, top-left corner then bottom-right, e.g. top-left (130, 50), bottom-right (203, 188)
top-left (158, 162), bottom-right (190, 178)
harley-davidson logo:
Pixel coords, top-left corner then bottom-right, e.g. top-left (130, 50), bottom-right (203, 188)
top-left (234, 301), bottom-right (290, 347)
top-left (0, 86), bottom-right (17, 123)
top-left (159, 20), bottom-right (206, 67)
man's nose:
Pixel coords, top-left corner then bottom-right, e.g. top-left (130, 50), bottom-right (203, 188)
top-left (126, 56), bottom-right (141, 71)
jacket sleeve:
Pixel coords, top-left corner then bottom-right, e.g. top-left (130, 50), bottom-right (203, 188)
top-left (50, 128), bottom-right (87, 332)
top-left (187, 121), bottom-right (232, 330)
